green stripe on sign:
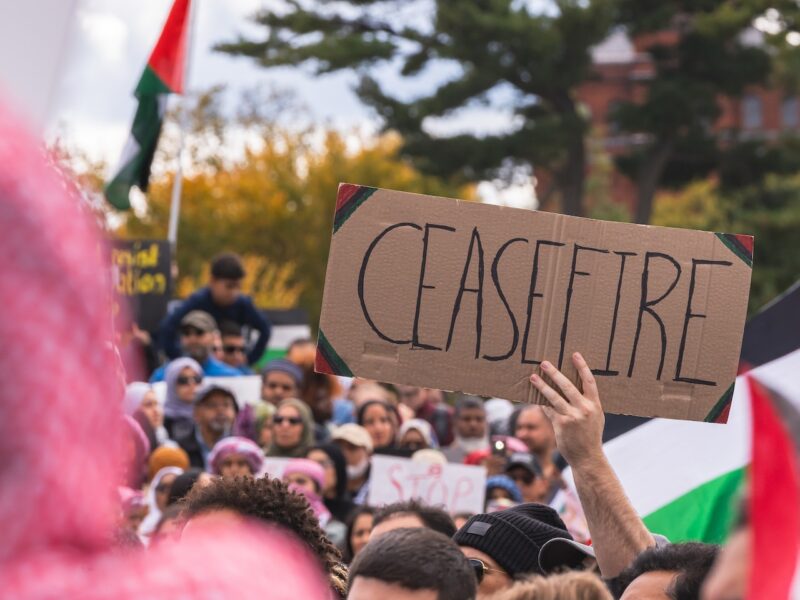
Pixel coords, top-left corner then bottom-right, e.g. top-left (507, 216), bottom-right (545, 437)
top-left (643, 466), bottom-right (746, 544)
top-left (318, 330), bottom-right (353, 377)
top-left (715, 233), bottom-right (753, 268)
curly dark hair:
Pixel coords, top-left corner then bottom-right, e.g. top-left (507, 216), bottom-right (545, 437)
top-left (612, 542), bottom-right (720, 600)
top-left (183, 476), bottom-right (342, 573)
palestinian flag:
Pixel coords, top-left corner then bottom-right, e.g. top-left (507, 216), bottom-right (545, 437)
top-left (104, 0), bottom-right (191, 210)
top-left (564, 281), bottom-right (800, 544)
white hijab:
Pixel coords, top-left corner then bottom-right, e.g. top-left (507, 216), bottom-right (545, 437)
top-left (138, 466), bottom-right (184, 540)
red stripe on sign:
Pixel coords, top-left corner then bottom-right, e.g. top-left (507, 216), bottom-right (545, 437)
top-left (734, 234), bottom-right (755, 255)
top-left (314, 348), bottom-right (334, 375)
top-left (747, 376), bottom-right (800, 600)
top-left (335, 183), bottom-right (360, 212)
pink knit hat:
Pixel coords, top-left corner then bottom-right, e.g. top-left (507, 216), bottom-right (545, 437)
top-left (208, 437), bottom-right (264, 475)
top-left (283, 458), bottom-right (326, 491)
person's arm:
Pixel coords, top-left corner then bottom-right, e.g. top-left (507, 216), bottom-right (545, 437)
top-left (529, 353), bottom-right (656, 578)
top-left (243, 298), bottom-right (271, 365)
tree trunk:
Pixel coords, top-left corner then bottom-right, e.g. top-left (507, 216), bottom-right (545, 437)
top-left (552, 95), bottom-right (587, 217)
top-left (635, 137), bottom-right (676, 224)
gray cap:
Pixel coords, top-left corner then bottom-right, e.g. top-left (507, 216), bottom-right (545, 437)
top-left (180, 310), bottom-right (217, 333)
top-left (194, 382), bottom-right (239, 412)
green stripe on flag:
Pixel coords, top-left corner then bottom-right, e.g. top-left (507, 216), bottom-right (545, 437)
top-left (643, 466), bottom-right (746, 544)
top-left (317, 330), bottom-right (353, 377)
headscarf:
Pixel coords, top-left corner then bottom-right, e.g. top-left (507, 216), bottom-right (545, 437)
top-left (123, 415), bottom-right (151, 489)
top-left (124, 382), bottom-right (153, 416)
top-left (309, 444), bottom-right (353, 523)
top-left (284, 459), bottom-right (332, 526)
top-left (139, 466), bottom-right (184, 538)
top-left (164, 358), bottom-right (203, 421)
top-left (148, 446), bottom-right (191, 482)
top-left (262, 359), bottom-right (304, 388)
top-left (0, 98), bottom-right (329, 599)
top-left (208, 437), bottom-right (264, 475)
top-left (267, 398), bottom-right (315, 458)
top-left (399, 418), bottom-right (436, 449)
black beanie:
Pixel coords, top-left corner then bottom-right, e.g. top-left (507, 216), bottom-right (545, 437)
top-left (452, 503), bottom-right (572, 578)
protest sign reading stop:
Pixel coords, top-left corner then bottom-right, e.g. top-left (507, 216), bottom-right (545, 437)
top-left (367, 455), bottom-right (487, 513)
top-left (316, 184), bottom-right (754, 422)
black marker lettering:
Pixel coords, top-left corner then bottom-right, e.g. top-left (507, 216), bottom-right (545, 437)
top-left (521, 240), bottom-right (566, 364)
top-left (674, 258), bottom-right (733, 386)
top-left (358, 222), bottom-right (422, 344)
top-left (594, 251), bottom-right (637, 377)
top-left (412, 223), bottom-right (457, 350)
top-left (483, 237), bottom-right (528, 362)
top-left (627, 252), bottom-right (682, 380)
top-left (446, 227), bottom-right (485, 358)
top-left (558, 244), bottom-right (609, 369)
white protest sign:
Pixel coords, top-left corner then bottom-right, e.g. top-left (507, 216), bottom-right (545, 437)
top-left (367, 454), bottom-right (486, 514)
top-left (259, 457), bottom-right (290, 480)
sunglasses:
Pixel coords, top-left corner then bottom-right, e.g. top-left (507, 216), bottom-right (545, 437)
top-left (223, 345), bottom-right (245, 355)
top-left (509, 471), bottom-right (535, 486)
top-left (176, 375), bottom-right (202, 386)
top-left (274, 415), bottom-right (303, 426)
top-left (468, 558), bottom-right (507, 584)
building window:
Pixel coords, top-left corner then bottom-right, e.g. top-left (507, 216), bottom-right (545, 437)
top-left (742, 94), bottom-right (762, 129)
top-left (782, 96), bottom-right (799, 129)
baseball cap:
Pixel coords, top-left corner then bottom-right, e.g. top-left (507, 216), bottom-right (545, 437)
top-left (194, 382), bottom-right (239, 412)
top-left (331, 424), bottom-right (373, 453)
top-left (538, 537), bottom-right (596, 573)
top-left (506, 452), bottom-right (543, 478)
top-left (180, 310), bottom-right (217, 333)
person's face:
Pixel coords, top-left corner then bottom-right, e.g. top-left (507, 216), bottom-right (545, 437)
top-left (400, 429), bottom-right (428, 451)
top-left (209, 277), bottom-right (241, 306)
top-left (175, 367), bottom-right (202, 403)
top-left (336, 440), bottom-right (369, 468)
top-left (457, 407), bottom-right (487, 439)
top-left (487, 488), bottom-right (514, 502)
top-left (194, 393), bottom-right (236, 435)
top-left (619, 570), bottom-right (677, 600)
top-left (155, 473), bottom-right (177, 512)
top-left (219, 453), bottom-right (254, 478)
top-left (514, 407), bottom-right (555, 456)
top-left (221, 334), bottom-right (247, 367)
top-left (369, 513), bottom-right (424, 541)
top-left (140, 390), bottom-right (163, 428)
top-left (284, 472), bottom-right (319, 496)
top-left (460, 546), bottom-right (512, 597)
top-left (349, 577), bottom-right (437, 600)
top-left (397, 385), bottom-right (424, 411)
top-left (179, 326), bottom-right (214, 362)
top-left (262, 371), bottom-right (299, 405)
top-left (506, 466), bottom-right (547, 503)
top-left (350, 513), bottom-right (374, 557)
top-left (273, 406), bottom-right (304, 448)
top-left (362, 404), bottom-right (394, 448)
top-left (306, 449), bottom-right (337, 497)
top-left (126, 506), bottom-right (149, 532)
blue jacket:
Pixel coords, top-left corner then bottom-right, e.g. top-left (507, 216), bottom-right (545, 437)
top-left (158, 287), bottom-right (271, 365)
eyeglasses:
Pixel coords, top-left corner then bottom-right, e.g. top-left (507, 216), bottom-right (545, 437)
top-left (223, 345), bottom-right (246, 355)
top-left (468, 558), bottom-right (507, 584)
top-left (180, 326), bottom-right (205, 337)
top-left (176, 375), bottom-right (202, 386)
top-left (274, 415), bottom-right (303, 426)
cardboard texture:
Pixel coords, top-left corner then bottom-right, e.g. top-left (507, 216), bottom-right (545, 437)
top-left (367, 455), bottom-right (487, 513)
top-left (317, 184), bottom-right (754, 422)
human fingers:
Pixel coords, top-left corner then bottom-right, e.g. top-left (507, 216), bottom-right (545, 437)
top-left (530, 372), bottom-right (571, 415)
top-left (572, 352), bottom-right (600, 406)
top-left (540, 360), bottom-right (584, 406)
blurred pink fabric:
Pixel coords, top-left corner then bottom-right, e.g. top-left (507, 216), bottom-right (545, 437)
top-left (0, 101), bottom-right (328, 598)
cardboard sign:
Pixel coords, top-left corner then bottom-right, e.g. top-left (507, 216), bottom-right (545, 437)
top-left (316, 184), bottom-right (754, 422)
top-left (367, 455), bottom-right (487, 513)
top-left (112, 240), bottom-right (171, 331)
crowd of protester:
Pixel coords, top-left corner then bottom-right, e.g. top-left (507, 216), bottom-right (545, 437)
top-left (95, 251), bottom-right (755, 599)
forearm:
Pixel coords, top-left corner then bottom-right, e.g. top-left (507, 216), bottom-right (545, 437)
top-left (571, 453), bottom-right (655, 578)
top-left (246, 308), bottom-right (271, 364)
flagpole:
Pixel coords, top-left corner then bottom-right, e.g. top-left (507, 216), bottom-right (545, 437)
top-left (167, 0), bottom-right (197, 249)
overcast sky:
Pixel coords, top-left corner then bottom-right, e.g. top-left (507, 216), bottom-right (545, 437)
top-left (48, 0), bottom-right (536, 206)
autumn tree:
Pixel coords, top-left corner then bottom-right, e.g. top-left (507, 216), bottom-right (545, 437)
top-left (120, 88), bottom-right (471, 326)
